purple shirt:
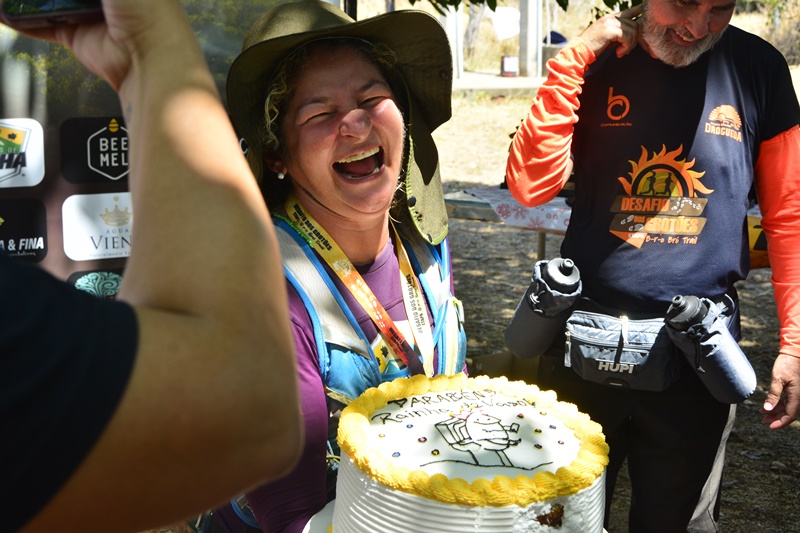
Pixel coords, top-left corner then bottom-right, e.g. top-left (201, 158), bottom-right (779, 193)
top-left (246, 237), bottom-right (438, 532)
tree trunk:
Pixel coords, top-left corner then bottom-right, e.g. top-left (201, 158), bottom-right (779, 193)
top-left (464, 3), bottom-right (487, 58)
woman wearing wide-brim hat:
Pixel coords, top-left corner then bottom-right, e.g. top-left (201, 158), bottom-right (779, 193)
top-left (209, 1), bottom-right (468, 531)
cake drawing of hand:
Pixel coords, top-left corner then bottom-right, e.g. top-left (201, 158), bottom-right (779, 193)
top-left (334, 373), bottom-right (609, 532)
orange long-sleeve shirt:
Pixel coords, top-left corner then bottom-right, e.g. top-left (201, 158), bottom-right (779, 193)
top-left (507, 37), bottom-right (800, 356)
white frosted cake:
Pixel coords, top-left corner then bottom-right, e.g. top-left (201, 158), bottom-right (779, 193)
top-left (334, 373), bottom-right (609, 532)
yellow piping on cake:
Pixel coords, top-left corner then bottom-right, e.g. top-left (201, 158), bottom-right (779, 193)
top-left (338, 373), bottom-right (610, 507)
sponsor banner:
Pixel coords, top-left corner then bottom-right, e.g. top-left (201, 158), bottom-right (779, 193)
top-left (67, 268), bottom-right (125, 300)
top-left (0, 197), bottom-right (47, 262)
top-left (61, 117), bottom-right (129, 184)
top-left (0, 118), bottom-right (45, 189)
top-left (62, 192), bottom-right (133, 261)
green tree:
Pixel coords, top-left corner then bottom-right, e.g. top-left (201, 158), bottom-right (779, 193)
top-left (410, 0), bottom-right (497, 14)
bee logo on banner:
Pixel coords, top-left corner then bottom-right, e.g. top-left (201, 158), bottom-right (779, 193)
top-left (61, 117), bottom-right (129, 183)
top-left (0, 118), bottom-right (45, 189)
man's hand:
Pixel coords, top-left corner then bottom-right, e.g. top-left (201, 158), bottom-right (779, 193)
top-left (761, 353), bottom-right (800, 429)
top-left (578, 4), bottom-right (643, 58)
top-left (5, 0), bottom-right (184, 91)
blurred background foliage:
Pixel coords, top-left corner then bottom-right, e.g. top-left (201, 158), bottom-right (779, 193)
top-left (0, 0), bottom-right (797, 124)
top-left (452, 0), bottom-right (800, 72)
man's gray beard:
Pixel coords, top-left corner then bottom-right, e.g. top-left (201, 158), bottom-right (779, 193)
top-left (640, 8), bottom-right (726, 67)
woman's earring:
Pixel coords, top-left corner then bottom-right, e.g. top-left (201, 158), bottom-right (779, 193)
top-left (277, 172), bottom-right (285, 180)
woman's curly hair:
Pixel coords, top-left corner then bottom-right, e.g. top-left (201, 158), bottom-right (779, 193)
top-left (263, 38), bottom-right (400, 157)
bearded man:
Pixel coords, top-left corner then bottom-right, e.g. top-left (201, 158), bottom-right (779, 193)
top-left (506, 0), bottom-right (800, 530)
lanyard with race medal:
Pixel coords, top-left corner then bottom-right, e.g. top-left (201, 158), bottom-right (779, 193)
top-left (283, 194), bottom-right (434, 377)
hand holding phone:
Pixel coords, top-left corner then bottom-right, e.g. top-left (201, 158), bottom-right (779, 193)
top-left (0, 0), bottom-right (103, 29)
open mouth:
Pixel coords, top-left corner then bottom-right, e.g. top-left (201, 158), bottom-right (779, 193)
top-left (673, 28), bottom-right (697, 44)
top-left (333, 147), bottom-right (384, 180)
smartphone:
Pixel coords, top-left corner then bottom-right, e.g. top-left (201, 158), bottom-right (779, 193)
top-left (0, 0), bottom-right (104, 29)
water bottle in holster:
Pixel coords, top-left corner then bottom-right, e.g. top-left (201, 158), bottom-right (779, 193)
top-left (664, 294), bottom-right (757, 403)
top-left (505, 258), bottom-right (582, 359)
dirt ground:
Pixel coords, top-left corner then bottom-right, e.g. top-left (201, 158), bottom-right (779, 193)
top-left (436, 94), bottom-right (800, 532)
top-left (150, 80), bottom-right (800, 533)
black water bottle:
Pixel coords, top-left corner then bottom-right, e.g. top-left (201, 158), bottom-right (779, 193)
top-left (543, 258), bottom-right (581, 296)
top-left (505, 258), bottom-right (581, 359)
top-left (665, 294), bottom-right (756, 403)
top-left (665, 295), bottom-right (708, 330)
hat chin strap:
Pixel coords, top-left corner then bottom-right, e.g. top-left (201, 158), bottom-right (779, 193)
top-left (402, 94), bottom-right (448, 246)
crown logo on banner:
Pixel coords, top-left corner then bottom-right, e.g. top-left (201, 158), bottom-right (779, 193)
top-left (100, 202), bottom-right (132, 227)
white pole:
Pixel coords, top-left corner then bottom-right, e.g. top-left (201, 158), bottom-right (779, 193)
top-left (442, 6), bottom-right (463, 79)
top-left (519, 0), bottom-right (533, 77)
top-left (536, 0), bottom-right (543, 77)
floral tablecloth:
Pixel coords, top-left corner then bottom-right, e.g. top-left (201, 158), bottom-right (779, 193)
top-left (465, 187), bottom-right (570, 234)
top-left (464, 186), bottom-right (768, 269)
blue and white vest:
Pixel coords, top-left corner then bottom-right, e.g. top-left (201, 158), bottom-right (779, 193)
top-left (275, 219), bottom-right (467, 405)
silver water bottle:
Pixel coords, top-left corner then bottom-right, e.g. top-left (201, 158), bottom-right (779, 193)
top-left (665, 295), bottom-right (757, 403)
top-left (504, 258), bottom-right (581, 359)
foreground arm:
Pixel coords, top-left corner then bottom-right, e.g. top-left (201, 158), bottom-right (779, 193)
top-left (505, 7), bottom-right (640, 206)
top-left (246, 303), bottom-right (331, 533)
top-left (755, 125), bottom-right (800, 429)
top-left (18, 1), bottom-right (301, 531)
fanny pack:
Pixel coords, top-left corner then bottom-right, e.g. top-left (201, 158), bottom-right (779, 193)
top-left (564, 298), bottom-right (680, 391)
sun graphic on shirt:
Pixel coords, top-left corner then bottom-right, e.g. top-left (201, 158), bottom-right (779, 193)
top-left (617, 145), bottom-right (713, 198)
top-left (708, 105), bottom-right (742, 130)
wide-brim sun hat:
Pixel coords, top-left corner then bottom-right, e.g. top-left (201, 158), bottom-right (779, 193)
top-left (227, 0), bottom-right (453, 245)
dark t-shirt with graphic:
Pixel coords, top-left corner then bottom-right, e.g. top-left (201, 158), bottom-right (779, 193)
top-left (565, 26), bottom-right (800, 314)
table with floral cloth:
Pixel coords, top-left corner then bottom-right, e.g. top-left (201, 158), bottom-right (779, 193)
top-left (445, 186), bottom-right (768, 269)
